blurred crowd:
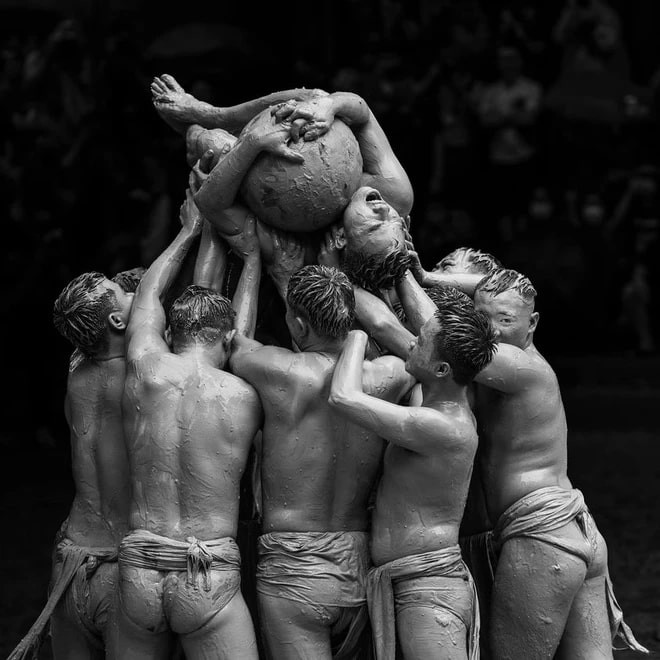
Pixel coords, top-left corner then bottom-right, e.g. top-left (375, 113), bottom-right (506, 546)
top-left (1, 0), bottom-right (659, 446)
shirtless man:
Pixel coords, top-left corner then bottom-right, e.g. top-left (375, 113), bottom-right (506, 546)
top-left (112, 183), bottom-right (262, 660)
top-left (228, 231), bottom-right (415, 659)
top-left (329, 301), bottom-right (496, 660)
top-left (7, 267), bottom-right (140, 660)
top-left (469, 268), bottom-right (647, 658)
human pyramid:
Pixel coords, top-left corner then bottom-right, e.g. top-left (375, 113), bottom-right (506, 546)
top-left (9, 74), bottom-right (649, 660)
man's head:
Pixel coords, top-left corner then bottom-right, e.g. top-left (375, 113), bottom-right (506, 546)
top-left (427, 284), bottom-right (474, 310)
top-left (474, 268), bottom-right (538, 349)
top-left (53, 271), bottom-right (135, 358)
top-left (341, 187), bottom-right (410, 290)
top-left (406, 301), bottom-right (496, 386)
top-left (285, 265), bottom-right (355, 346)
top-left (112, 267), bottom-right (146, 294)
top-left (168, 285), bottom-right (236, 364)
top-left (434, 247), bottom-right (501, 275)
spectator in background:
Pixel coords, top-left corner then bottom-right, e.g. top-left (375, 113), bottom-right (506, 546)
top-left (475, 44), bottom-right (542, 243)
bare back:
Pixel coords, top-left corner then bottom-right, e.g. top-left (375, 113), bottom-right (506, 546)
top-left (476, 346), bottom-right (571, 521)
top-left (122, 352), bottom-right (261, 540)
top-left (240, 350), bottom-right (386, 533)
top-left (371, 404), bottom-right (478, 565)
top-left (65, 357), bottom-right (130, 548)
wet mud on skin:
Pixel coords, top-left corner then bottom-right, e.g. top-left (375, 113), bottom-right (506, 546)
top-left (1, 356), bottom-right (659, 658)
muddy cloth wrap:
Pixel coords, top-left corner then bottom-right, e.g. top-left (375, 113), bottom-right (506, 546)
top-left (257, 531), bottom-right (370, 660)
top-left (8, 529), bottom-right (117, 660)
top-left (367, 545), bottom-right (480, 660)
top-left (119, 529), bottom-right (241, 591)
top-left (493, 486), bottom-right (648, 654)
top-left (460, 530), bottom-right (496, 659)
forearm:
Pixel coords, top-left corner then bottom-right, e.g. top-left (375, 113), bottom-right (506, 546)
top-left (194, 222), bottom-right (227, 291)
top-left (421, 271), bottom-right (486, 297)
top-left (135, 226), bottom-right (199, 310)
top-left (194, 136), bottom-right (261, 220)
top-left (219, 88), bottom-right (327, 133)
top-left (232, 256), bottom-right (262, 338)
top-left (329, 331), bottom-right (368, 405)
top-left (397, 271), bottom-right (437, 333)
top-left (354, 287), bottom-right (414, 359)
top-left (268, 271), bottom-right (289, 301)
top-left (327, 92), bottom-right (370, 127)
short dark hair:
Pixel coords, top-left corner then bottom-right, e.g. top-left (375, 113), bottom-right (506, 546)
top-left (286, 265), bottom-right (355, 338)
top-left (427, 284), bottom-right (473, 310)
top-left (475, 268), bottom-right (537, 305)
top-left (435, 247), bottom-right (501, 275)
top-left (431, 304), bottom-right (497, 385)
top-left (112, 267), bottom-right (146, 293)
top-left (53, 272), bottom-right (116, 358)
top-left (343, 245), bottom-right (410, 291)
top-left (169, 285), bottom-right (235, 346)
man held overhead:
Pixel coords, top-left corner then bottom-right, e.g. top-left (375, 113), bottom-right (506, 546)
top-left (229, 229), bottom-right (416, 659)
top-left (113, 181), bottom-right (262, 660)
top-left (329, 302), bottom-right (496, 660)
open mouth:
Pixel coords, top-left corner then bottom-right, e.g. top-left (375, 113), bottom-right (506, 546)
top-left (365, 190), bottom-right (382, 203)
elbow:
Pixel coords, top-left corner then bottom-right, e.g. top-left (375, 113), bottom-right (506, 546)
top-left (328, 389), bottom-right (349, 409)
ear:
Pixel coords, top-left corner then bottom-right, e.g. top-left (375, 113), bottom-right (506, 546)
top-left (294, 315), bottom-right (309, 338)
top-left (435, 361), bottom-right (451, 379)
top-left (224, 328), bottom-right (237, 348)
top-left (108, 312), bottom-right (127, 331)
top-left (164, 327), bottom-right (172, 348)
top-left (335, 226), bottom-right (347, 249)
top-left (529, 311), bottom-right (539, 334)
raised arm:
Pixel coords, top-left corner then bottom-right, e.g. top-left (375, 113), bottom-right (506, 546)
top-left (225, 216), bottom-right (262, 339)
top-left (396, 271), bottom-right (437, 334)
top-left (127, 185), bottom-right (202, 362)
top-left (354, 286), bottom-right (414, 359)
top-left (274, 92), bottom-right (413, 217)
top-left (329, 330), bottom-right (445, 452)
top-left (258, 223), bottom-right (305, 301)
top-left (193, 221), bottom-right (227, 291)
top-left (194, 113), bottom-right (303, 235)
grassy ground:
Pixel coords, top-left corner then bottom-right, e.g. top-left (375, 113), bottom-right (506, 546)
top-left (1, 355), bottom-right (658, 658)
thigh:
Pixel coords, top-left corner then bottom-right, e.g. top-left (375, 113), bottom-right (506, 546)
top-left (396, 602), bottom-right (468, 660)
top-left (50, 600), bottom-right (103, 660)
top-left (490, 536), bottom-right (587, 660)
top-left (258, 592), bottom-right (335, 660)
top-left (180, 589), bottom-right (259, 660)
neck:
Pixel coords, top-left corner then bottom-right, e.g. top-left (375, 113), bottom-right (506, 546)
top-left (421, 378), bottom-right (468, 407)
top-left (98, 335), bottom-right (126, 361)
top-left (178, 343), bottom-right (226, 368)
top-left (298, 334), bottom-right (345, 355)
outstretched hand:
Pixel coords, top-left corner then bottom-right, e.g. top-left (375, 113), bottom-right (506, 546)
top-left (247, 114), bottom-right (304, 163)
top-left (257, 223), bottom-right (304, 283)
top-left (271, 95), bottom-right (336, 142)
top-left (179, 186), bottom-right (203, 235)
top-left (317, 224), bottom-right (344, 269)
top-left (190, 149), bottom-right (215, 193)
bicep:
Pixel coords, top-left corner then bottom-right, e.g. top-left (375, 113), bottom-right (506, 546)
top-left (126, 317), bottom-right (169, 363)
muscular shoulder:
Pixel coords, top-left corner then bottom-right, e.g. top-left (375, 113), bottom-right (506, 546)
top-left (362, 355), bottom-right (415, 402)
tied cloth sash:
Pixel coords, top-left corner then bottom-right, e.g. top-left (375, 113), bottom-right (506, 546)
top-left (119, 529), bottom-right (240, 592)
top-left (7, 537), bottom-right (117, 660)
top-left (367, 545), bottom-right (480, 660)
top-left (257, 531), bottom-right (370, 660)
top-left (494, 486), bottom-right (648, 654)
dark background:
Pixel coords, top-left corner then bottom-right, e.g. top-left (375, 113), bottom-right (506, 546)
top-left (1, 0), bottom-right (658, 656)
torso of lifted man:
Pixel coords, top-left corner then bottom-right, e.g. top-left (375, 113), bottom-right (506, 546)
top-left (65, 356), bottom-right (130, 549)
top-left (122, 351), bottom-right (261, 541)
top-left (475, 344), bottom-right (572, 523)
